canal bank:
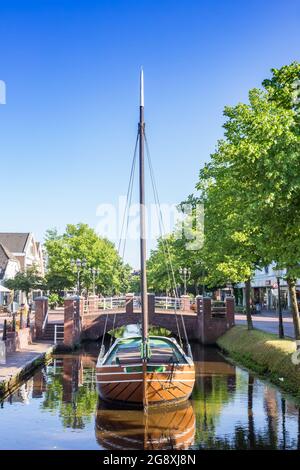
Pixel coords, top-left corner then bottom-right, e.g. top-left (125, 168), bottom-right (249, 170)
top-left (0, 341), bottom-right (54, 399)
top-left (217, 326), bottom-right (300, 400)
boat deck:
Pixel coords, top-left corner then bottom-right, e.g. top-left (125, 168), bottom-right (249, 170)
top-left (114, 346), bottom-right (177, 365)
top-left (102, 336), bottom-right (189, 367)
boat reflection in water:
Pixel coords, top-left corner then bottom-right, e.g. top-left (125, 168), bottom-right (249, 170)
top-left (95, 400), bottom-right (195, 450)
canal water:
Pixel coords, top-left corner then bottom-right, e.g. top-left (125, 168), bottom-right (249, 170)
top-left (0, 342), bottom-right (299, 450)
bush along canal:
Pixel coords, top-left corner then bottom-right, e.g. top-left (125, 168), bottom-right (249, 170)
top-left (0, 340), bottom-right (300, 450)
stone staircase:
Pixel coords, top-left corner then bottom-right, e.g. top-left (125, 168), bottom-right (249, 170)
top-left (42, 322), bottom-right (64, 343)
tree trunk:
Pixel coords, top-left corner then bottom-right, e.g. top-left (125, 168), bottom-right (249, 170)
top-left (245, 278), bottom-right (253, 330)
top-left (286, 276), bottom-right (300, 340)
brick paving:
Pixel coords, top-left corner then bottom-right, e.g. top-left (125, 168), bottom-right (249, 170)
top-left (0, 340), bottom-right (54, 399)
top-left (0, 341), bottom-right (53, 381)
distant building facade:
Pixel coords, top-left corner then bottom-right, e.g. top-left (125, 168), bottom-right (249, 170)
top-left (236, 263), bottom-right (300, 310)
top-left (0, 243), bottom-right (20, 306)
top-left (0, 233), bottom-right (44, 275)
top-left (0, 233), bottom-right (45, 308)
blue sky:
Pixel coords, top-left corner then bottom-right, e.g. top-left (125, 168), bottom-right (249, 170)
top-left (1, 0), bottom-right (300, 266)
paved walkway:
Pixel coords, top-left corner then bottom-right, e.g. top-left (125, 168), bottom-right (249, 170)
top-left (235, 310), bottom-right (295, 338)
top-left (0, 341), bottom-right (53, 382)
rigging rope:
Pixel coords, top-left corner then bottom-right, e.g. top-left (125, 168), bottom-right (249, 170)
top-left (144, 132), bottom-right (191, 356)
top-left (118, 133), bottom-right (139, 259)
top-left (144, 134), bottom-right (184, 348)
top-left (144, 134), bottom-right (179, 297)
top-left (115, 126), bottom-right (192, 358)
top-left (100, 312), bottom-right (109, 357)
top-left (109, 313), bottom-right (117, 348)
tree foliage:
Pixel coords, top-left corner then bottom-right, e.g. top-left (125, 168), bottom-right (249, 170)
top-left (144, 62), bottom-right (300, 336)
top-left (44, 223), bottom-right (130, 295)
top-left (147, 232), bottom-right (206, 296)
top-left (4, 266), bottom-right (44, 299)
top-left (197, 62), bottom-right (300, 335)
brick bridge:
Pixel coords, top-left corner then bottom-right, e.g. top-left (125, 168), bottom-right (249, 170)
top-left (35, 294), bottom-right (235, 348)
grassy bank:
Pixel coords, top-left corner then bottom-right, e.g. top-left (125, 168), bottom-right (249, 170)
top-left (217, 326), bottom-right (300, 400)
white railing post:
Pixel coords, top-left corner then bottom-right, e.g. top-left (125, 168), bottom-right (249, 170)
top-left (110, 297), bottom-right (113, 309)
top-left (54, 324), bottom-right (57, 345)
top-left (42, 307), bottom-right (49, 333)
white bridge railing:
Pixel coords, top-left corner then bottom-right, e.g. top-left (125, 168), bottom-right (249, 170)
top-left (98, 296), bottom-right (127, 310)
top-left (83, 295), bottom-right (197, 313)
top-left (54, 324), bottom-right (64, 344)
top-left (154, 296), bottom-right (181, 310)
top-left (81, 295), bottom-right (229, 317)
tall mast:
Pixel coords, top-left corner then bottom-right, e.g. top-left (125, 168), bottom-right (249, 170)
top-left (139, 68), bottom-right (148, 348)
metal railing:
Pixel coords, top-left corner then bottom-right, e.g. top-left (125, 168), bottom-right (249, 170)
top-left (54, 324), bottom-right (64, 345)
top-left (82, 295), bottom-right (203, 314)
top-left (42, 306), bottom-right (49, 333)
top-left (98, 297), bottom-right (127, 310)
top-left (154, 296), bottom-right (181, 310)
top-left (211, 300), bottom-right (226, 318)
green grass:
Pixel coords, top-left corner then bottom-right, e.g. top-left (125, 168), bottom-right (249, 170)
top-left (217, 326), bottom-right (300, 401)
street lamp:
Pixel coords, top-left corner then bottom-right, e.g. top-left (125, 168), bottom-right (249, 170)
top-left (71, 258), bottom-right (87, 295)
top-left (90, 267), bottom-right (100, 295)
top-left (179, 267), bottom-right (191, 296)
top-left (273, 267), bottom-right (285, 338)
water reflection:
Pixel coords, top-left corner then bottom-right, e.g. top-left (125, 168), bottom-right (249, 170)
top-left (96, 401), bottom-right (195, 450)
top-left (0, 342), bottom-right (300, 450)
top-left (40, 353), bottom-right (98, 430)
top-left (191, 347), bottom-right (300, 450)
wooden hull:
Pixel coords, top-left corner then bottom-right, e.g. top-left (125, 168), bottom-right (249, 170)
top-left (95, 400), bottom-right (195, 450)
top-left (96, 363), bottom-right (195, 406)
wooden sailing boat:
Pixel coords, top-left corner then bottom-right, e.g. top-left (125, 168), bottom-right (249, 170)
top-left (96, 70), bottom-right (195, 408)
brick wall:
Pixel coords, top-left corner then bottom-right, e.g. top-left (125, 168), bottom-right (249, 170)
top-left (63, 296), bottom-right (83, 348)
top-left (34, 297), bottom-right (48, 339)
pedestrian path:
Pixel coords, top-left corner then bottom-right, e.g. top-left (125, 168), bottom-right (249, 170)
top-left (0, 340), bottom-right (53, 398)
top-left (235, 311), bottom-right (295, 338)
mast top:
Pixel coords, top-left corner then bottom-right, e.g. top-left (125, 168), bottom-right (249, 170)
top-left (140, 68), bottom-right (144, 108)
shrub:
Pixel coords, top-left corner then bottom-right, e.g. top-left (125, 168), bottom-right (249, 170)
top-left (48, 293), bottom-right (59, 309)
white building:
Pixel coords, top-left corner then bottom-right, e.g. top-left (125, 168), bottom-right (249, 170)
top-left (0, 233), bottom-right (44, 276)
top-left (0, 233), bottom-right (45, 308)
top-left (0, 243), bottom-right (20, 306)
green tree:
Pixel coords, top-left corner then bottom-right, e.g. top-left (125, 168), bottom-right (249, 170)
top-left (260, 62), bottom-right (300, 339)
top-left (128, 270), bottom-right (141, 294)
top-left (147, 232), bottom-right (206, 296)
top-left (197, 62), bottom-right (300, 336)
top-left (44, 223), bottom-right (130, 295)
top-left (4, 266), bottom-right (44, 301)
top-left (197, 91), bottom-right (274, 328)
